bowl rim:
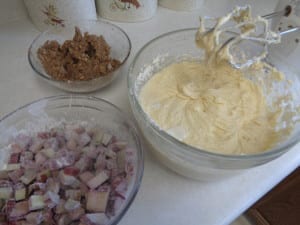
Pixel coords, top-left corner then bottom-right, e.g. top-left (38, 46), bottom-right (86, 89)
top-left (0, 95), bottom-right (144, 225)
top-left (128, 27), bottom-right (297, 162)
top-left (28, 19), bottom-right (132, 85)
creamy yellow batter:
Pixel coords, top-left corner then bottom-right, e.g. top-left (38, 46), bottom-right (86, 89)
top-left (140, 60), bottom-right (282, 154)
top-left (139, 6), bottom-right (286, 155)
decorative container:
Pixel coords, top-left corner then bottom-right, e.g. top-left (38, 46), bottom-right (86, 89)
top-left (159, 0), bottom-right (204, 11)
top-left (24, 0), bottom-right (97, 31)
top-left (96, 0), bottom-right (157, 22)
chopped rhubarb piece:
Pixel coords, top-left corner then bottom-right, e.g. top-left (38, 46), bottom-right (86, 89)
top-left (115, 179), bottom-right (128, 198)
top-left (79, 182), bottom-right (89, 194)
top-left (82, 213), bottom-right (108, 225)
top-left (86, 191), bottom-right (110, 212)
top-left (7, 222), bottom-right (17, 225)
top-left (65, 190), bottom-right (81, 201)
top-left (34, 152), bottom-right (47, 165)
top-left (28, 195), bottom-right (45, 211)
top-left (4, 164), bottom-right (21, 171)
top-left (126, 161), bottom-right (135, 177)
top-left (37, 132), bottom-right (51, 139)
top-left (25, 211), bottom-right (43, 224)
top-left (96, 184), bottom-right (111, 194)
top-left (58, 171), bottom-right (80, 188)
top-left (14, 184), bottom-right (26, 201)
top-left (5, 199), bottom-right (15, 215)
top-left (0, 171), bottom-right (9, 180)
top-left (0, 186), bottom-right (13, 200)
top-left (105, 158), bottom-right (117, 171)
top-left (55, 199), bottom-right (66, 214)
top-left (43, 209), bottom-right (54, 223)
top-left (29, 138), bottom-right (44, 153)
top-left (56, 214), bottom-right (72, 225)
top-left (8, 153), bottom-right (20, 164)
top-left (63, 167), bottom-right (80, 176)
top-left (91, 128), bottom-right (104, 145)
top-left (74, 125), bottom-right (85, 134)
top-left (14, 134), bottom-right (32, 151)
top-left (46, 178), bottom-right (60, 194)
top-left (44, 137), bottom-right (59, 148)
top-left (0, 199), bottom-right (5, 209)
top-left (102, 133), bottom-right (112, 146)
top-left (28, 182), bottom-right (46, 195)
top-left (74, 156), bottom-right (92, 172)
top-left (79, 171), bottom-right (94, 183)
top-left (112, 141), bottom-right (127, 151)
top-left (15, 189), bottom-right (26, 202)
top-left (36, 170), bottom-right (50, 183)
top-left (68, 207), bottom-right (85, 221)
top-left (105, 148), bottom-right (116, 159)
top-left (111, 175), bottom-right (123, 189)
top-left (8, 169), bottom-right (24, 184)
top-left (117, 150), bottom-right (126, 173)
top-left (20, 170), bottom-right (36, 185)
top-left (112, 196), bottom-right (125, 214)
top-left (20, 151), bottom-right (34, 167)
top-left (20, 159), bottom-right (36, 170)
top-left (78, 132), bottom-right (91, 147)
top-left (64, 199), bottom-right (80, 211)
top-left (0, 211), bottom-right (6, 222)
top-left (87, 171), bottom-right (108, 189)
top-left (20, 152), bottom-right (33, 161)
top-left (44, 191), bottom-right (60, 208)
top-left (40, 148), bottom-right (55, 158)
top-left (64, 128), bottom-right (79, 141)
top-left (71, 148), bottom-right (82, 161)
top-left (11, 144), bottom-right (23, 154)
top-left (81, 145), bottom-right (97, 159)
top-left (0, 180), bottom-right (12, 186)
top-left (43, 137), bottom-right (59, 150)
top-left (66, 139), bottom-right (77, 151)
top-left (45, 154), bottom-right (75, 170)
top-left (95, 154), bottom-right (106, 171)
top-left (9, 201), bottom-right (29, 219)
top-left (96, 146), bottom-right (107, 155)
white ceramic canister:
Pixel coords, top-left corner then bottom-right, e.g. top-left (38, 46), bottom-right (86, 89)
top-left (23, 0), bottom-right (97, 31)
top-left (96, 0), bottom-right (157, 22)
top-left (159, 0), bottom-right (204, 11)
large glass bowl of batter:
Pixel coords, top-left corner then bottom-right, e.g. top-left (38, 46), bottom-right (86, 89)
top-left (128, 28), bottom-right (300, 180)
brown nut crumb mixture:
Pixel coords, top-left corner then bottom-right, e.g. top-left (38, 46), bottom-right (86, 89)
top-left (37, 27), bottom-right (121, 81)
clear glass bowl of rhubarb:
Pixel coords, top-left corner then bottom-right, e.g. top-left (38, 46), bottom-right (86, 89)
top-left (0, 95), bottom-right (143, 224)
top-left (28, 20), bottom-right (131, 93)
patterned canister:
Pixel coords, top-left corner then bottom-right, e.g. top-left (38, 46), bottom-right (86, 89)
top-left (96, 0), bottom-right (157, 22)
top-left (23, 0), bottom-right (97, 31)
top-left (159, 0), bottom-right (204, 11)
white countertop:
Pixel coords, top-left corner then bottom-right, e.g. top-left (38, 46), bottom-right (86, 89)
top-left (0, 1), bottom-right (299, 225)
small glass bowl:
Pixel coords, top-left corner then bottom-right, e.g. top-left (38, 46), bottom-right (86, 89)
top-left (28, 20), bottom-right (131, 93)
top-left (0, 95), bottom-right (143, 225)
top-left (128, 28), bottom-right (300, 180)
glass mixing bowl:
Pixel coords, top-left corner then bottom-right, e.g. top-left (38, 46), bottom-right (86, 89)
top-left (0, 95), bottom-right (143, 224)
top-left (28, 20), bottom-right (131, 93)
top-left (128, 28), bottom-right (300, 180)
